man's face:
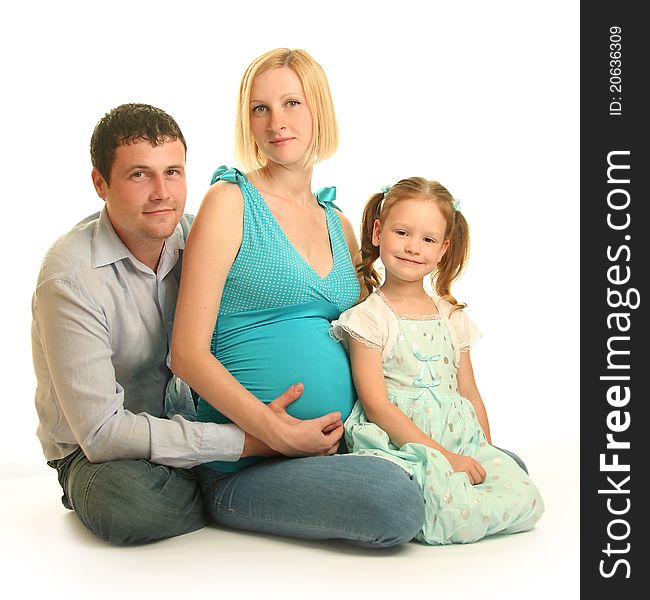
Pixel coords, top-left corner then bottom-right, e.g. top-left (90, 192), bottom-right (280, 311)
top-left (92, 139), bottom-right (186, 264)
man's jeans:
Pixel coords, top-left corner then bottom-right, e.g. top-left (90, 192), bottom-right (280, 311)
top-left (49, 447), bottom-right (208, 545)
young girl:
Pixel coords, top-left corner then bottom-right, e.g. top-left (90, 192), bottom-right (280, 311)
top-left (331, 177), bottom-right (544, 545)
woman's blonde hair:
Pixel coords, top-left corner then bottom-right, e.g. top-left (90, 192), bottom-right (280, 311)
top-left (235, 48), bottom-right (338, 171)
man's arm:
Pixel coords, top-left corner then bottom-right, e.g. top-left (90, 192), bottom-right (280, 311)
top-left (33, 276), bottom-right (244, 467)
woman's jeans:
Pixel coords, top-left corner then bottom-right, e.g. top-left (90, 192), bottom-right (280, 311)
top-left (196, 454), bottom-right (426, 548)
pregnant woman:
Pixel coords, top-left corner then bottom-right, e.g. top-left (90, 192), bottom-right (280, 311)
top-left (170, 48), bottom-right (425, 547)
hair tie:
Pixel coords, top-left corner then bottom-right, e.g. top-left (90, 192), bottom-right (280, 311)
top-left (451, 198), bottom-right (461, 212)
top-left (376, 185), bottom-right (392, 216)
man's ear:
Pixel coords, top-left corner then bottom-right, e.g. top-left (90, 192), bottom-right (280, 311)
top-left (371, 219), bottom-right (381, 247)
top-left (91, 167), bottom-right (108, 200)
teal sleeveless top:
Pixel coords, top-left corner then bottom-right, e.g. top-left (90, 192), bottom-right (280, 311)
top-left (197, 166), bottom-right (360, 472)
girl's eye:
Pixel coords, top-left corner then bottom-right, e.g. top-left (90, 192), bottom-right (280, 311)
top-left (424, 237), bottom-right (434, 244)
top-left (396, 230), bottom-right (407, 236)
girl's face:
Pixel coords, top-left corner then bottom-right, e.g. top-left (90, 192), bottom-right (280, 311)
top-left (249, 67), bottom-right (313, 168)
top-left (372, 198), bottom-right (450, 285)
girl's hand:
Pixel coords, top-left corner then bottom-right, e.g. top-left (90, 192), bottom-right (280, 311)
top-left (442, 451), bottom-right (486, 485)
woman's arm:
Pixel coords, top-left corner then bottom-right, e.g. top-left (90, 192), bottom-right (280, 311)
top-left (349, 338), bottom-right (486, 484)
top-left (171, 183), bottom-right (342, 457)
top-left (457, 350), bottom-right (492, 444)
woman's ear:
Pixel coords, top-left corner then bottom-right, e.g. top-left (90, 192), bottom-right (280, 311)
top-left (371, 219), bottom-right (381, 247)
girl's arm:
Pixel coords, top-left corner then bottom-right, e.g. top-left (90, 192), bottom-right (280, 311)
top-left (457, 350), bottom-right (492, 444)
top-left (171, 183), bottom-right (342, 457)
top-left (348, 338), bottom-right (486, 484)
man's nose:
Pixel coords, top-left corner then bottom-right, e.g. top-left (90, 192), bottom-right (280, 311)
top-left (150, 174), bottom-right (170, 200)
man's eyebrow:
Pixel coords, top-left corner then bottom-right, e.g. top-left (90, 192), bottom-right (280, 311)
top-left (124, 163), bottom-right (185, 170)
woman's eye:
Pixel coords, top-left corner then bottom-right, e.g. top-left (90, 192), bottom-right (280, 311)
top-left (286, 100), bottom-right (300, 108)
top-left (252, 105), bottom-right (267, 114)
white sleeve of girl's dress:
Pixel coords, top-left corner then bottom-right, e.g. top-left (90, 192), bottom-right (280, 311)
top-left (431, 295), bottom-right (482, 366)
top-left (330, 293), bottom-right (395, 353)
top-left (447, 306), bottom-right (482, 350)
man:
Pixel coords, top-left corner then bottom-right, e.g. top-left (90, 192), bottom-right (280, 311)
top-left (31, 103), bottom-right (346, 544)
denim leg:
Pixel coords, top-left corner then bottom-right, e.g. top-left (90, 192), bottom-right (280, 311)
top-left (196, 455), bottom-right (425, 548)
top-left (494, 446), bottom-right (529, 474)
top-left (53, 448), bottom-right (208, 544)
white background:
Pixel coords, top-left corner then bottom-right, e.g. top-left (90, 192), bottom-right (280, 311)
top-left (1, 1), bottom-right (579, 597)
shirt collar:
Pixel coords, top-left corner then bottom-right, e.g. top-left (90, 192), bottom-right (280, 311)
top-left (91, 206), bottom-right (185, 275)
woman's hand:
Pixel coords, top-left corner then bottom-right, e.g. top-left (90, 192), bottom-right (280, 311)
top-left (263, 382), bottom-right (344, 456)
top-left (442, 450), bottom-right (486, 485)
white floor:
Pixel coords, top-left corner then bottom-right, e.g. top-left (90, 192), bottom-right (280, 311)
top-left (1, 441), bottom-right (578, 599)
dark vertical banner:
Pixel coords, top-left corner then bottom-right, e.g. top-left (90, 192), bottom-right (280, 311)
top-left (581, 1), bottom-right (646, 594)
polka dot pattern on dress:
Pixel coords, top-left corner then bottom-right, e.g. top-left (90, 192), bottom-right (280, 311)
top-left (211, 167), bottom-right (359, 316)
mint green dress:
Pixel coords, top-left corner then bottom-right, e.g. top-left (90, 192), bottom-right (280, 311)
top-left (331, 291), bottom-right (544, 545)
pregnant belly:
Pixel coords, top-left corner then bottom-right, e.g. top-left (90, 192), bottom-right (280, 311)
top-left (202, 303), bottom-right (356, 422)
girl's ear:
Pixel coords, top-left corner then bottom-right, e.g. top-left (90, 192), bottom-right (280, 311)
top-left (371, 219), bottom-right (381, 247)
top-left (438, 239), bottom-right (451, 261)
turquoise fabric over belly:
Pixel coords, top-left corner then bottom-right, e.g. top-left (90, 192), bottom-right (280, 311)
top-left (198, 303), bottom-right (356, 472)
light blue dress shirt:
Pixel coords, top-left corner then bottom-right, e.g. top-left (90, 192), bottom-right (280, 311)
top-left (32, 207), bottom-right (244, 467)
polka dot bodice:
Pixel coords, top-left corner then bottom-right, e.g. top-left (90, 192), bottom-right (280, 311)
top-left (384, 316), bottom-right (460, 402)
top-left (211, 166), bottom-right (360, 316)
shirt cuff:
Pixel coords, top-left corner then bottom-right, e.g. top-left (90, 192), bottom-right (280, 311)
top-left (199, 422), bottom-right (245, 462)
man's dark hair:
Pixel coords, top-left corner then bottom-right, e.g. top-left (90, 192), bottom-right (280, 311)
top-left (90, 103), bottom-right (187, 184)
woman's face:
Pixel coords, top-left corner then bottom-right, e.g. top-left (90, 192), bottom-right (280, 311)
top-left (249, 67), bottom-right (313, 168)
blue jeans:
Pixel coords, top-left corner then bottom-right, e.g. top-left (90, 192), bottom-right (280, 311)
top-left (49, 447), bottom-right (208, 545)
top-left (195, 455), bottom-right (426, 548)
